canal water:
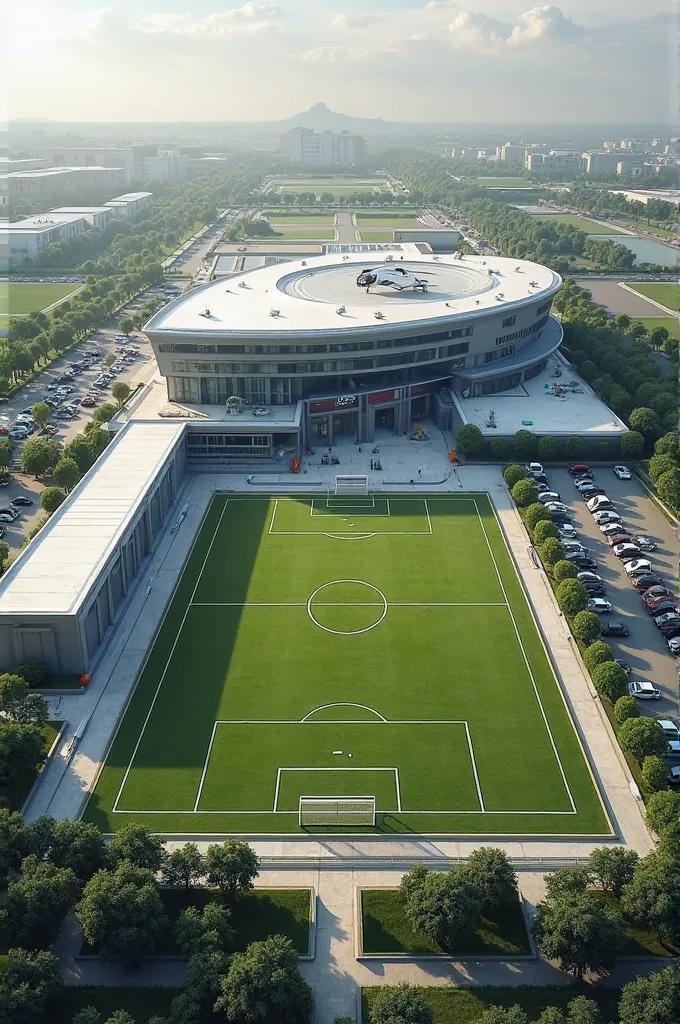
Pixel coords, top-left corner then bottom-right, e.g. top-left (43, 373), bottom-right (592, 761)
top-left (585, 234), bottom-right (677, 267)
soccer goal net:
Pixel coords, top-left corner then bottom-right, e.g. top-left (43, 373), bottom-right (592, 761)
top-left (298, 796), bottom-right (376, 827)
top-left (334, 475), bottom-right (369, 496)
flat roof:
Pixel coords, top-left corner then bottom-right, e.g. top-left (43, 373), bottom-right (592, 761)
top-left (146, 252), bottom-right (560, 338)
top-left (51, 206), bottom-right (114, 215)
top-left (11, 213), bottom-right (87, 230)
top-left (110, 192), bottom-right (153, 202)
top-left (454, 352), bottom-right (629, 438)
top-left (0, 421), bottom-right (185, 617)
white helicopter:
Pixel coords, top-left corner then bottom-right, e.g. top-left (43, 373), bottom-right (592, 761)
top-left (356, 266), bottom-right (428, 292)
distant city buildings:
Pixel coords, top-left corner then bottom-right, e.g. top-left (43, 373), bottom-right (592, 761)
top-left (0, 165), bottom-right (127, 206)
top-left (498, 143), bottom-right (525, 165)
top-left (283, 127), bottom-right (366, 165)
top-left (525, 150), bottom-right (579, 171)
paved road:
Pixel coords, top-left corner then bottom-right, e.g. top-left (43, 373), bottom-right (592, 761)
top-left (550, 467), bottom-right (679, 718)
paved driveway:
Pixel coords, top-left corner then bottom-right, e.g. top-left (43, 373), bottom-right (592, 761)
top-left (550, 467), bottom-right (678, 719)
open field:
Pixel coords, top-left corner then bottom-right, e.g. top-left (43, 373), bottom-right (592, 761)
top-left (638, 316), bottom-right (680, 340)
top-left (631, 220), bottom-right (677, 239)
top-left (266, 215), bottom-right (335, 225)
top-left (269, 177), bottom-right (388, 189)
top-left (254, 228), bottom-right (334, 241)
top-left (85, 493), bottom-right (610, 836)
top-left (0, 281), bottom-right (82, 316)
top-left (357, 218), bottom-right (422, 228)
top-left (477, 177), bottom-right (531, 188)
top-left (358, 230), bottom-right (395, 242)
top-left (535, 214), bottom-right (622, 234)
top-left (627, 281), bottom-right (680, 311)
top-left (363, 986), bottom-right (620, 1023)
top-left (355, 212), bottom-right (421, 223)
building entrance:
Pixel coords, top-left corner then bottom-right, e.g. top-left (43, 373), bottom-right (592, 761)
top-left (374, 407), bottom-right (395, 431)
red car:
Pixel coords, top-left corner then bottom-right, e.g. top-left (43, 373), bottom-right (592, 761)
top-left (569, 463), bottom-right (591, 476)
top-left (607, 533), bottom-right (632, 547)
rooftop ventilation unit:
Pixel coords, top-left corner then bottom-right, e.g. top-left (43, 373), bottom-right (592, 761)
top-left (374, 311), bottom-right (385, 319)
top-left (269, 309), bottom-right (281, 317)
top-left (198, 309), bottom-right (211, 318)
top-left (336, 306), bottom-right (346, 314)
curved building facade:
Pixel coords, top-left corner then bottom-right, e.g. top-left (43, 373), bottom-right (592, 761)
top-left (144, 250), bottom-right (562, 446)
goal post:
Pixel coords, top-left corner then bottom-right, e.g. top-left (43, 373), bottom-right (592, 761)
top-left (334, 474), bottom-right (369, 496)
top-left (298, 796), bottom-right (376, 827)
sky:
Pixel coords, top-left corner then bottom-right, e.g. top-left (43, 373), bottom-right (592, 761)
top-left (10, 0), bottom-right (676, 123)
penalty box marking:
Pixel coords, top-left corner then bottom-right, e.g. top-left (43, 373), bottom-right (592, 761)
top-left (273, 767), bottom-right (403, 813)
top-left (269, 497), bottom-right (435, 534)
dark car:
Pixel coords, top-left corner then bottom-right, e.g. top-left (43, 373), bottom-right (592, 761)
top-left (583, 582), bottom-right (606, 596)
top-left (535, 473), bottom-right (549, 486)
top-left (641, 586), bottom-right (673, 604)
top-left (566, 555), bottom-right (597, 569)
top-left (10, 496), bottom-right (33, 507)
top-left (601, 620), bottom-right (630, 637)
top-left (668, 766), bottom-right (680, 787)
top-left (581, 487), bottom-right (608, 501)
top-left (615, 659), bottom-right (632, 675)
top-left (550, 511), bottom-right (573, 523)
top-left (648, 600), bottom-right (680, 617)
top-left (569, 464), bottom-right (591, 476)
top-left (659, 624), bottom-right (680, 641)
top-left (632, 574), bottom-right (666, 592)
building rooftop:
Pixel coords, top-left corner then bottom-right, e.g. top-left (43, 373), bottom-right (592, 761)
top-left (0, 421), bottom-right (186, 616)
top-left (10, 213), bottom-right (87, 231)
top-left (146, 252), bottom-right (560, 338)
top-left (50, 206), bottom-right (115, 215)
top-left (453, 352), bottom-right (628, 438)
top-left (109, 192), bottom-right (153, 202)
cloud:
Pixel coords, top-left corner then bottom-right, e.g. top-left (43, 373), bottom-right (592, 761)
top-left (508, 5), bottom-right (582, 45)
top-left (138, 4), bottom-right (281, 36)
top-left (298, 44), bottom-right (371, 62)
top-left (331, 13), bottom-right (384, 30)
top-left (448, 5), bottom-right (582, 51)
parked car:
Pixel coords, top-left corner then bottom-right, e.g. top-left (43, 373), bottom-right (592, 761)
top-left (607, 533), bottom-right (632, 547)
top-left (10, 496), bottom-right (33, 507)
top-left (593, 510), bottom-right (622, 525)
top-left (538, 491), bottom-right (561, 504)
top-left (615, 659), bottom-right (631, 675)
top-left (0, 514), bottom-right (16, 524)
top-left (624, 559), bottom-right (653, 577)
top-left (569, 464), bottom-right (591, 476)
top-left (557, 524), bottom-right (578, 538)
top-left (566, 554), bottom-right (597, 569)
top-left (601, 620), bottom-right (630, 637)
top-left (647, 600), bottom-right (680, 617)
top-left (631, 536), bottom-right (656, 552)
top-left (642, 586), bottom-right (674, 603)
top-left (652, 610), bottom-right (680, 626)
top-left (544, 502), bottom-right (570, 514)
top-left (563, 540), bottom-right (587, 554)
top-left (632, 574), bottom-right (666, 592)
top-left (583, 581), bottom-right (606, 596)
top-left (667, 766), bottom-right (680, 786)
top-left (587, 598), bottom-right (612, 614)
top-left (579, 485), bottom-right (607, 499)
top-left (587, 496), bottom-right (614, 512)
top-left (628, 680), bottom-right (661, 700)
top-left (613, 465), bottom-right (632, 480)
top-left (526, 462), bottom-right (544, 477)
top-left (601, 522), bottom-right (627, 536)
top-left (577, 572), bottom-right (604, 585)
top-left (550, 511), bottom-right (574, 523)
top-left (613, 543), bottom-right (642, 560)
top-left (667, 636), bottom-right (680, 655)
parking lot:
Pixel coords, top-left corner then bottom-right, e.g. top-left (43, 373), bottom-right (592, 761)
top-left (548, 467), bottom-right (679, 722)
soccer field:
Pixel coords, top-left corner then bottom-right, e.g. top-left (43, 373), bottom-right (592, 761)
top-left (0, 281), bottom-right (82, 316)
top-left (86, 494), bottom-right (611, 836)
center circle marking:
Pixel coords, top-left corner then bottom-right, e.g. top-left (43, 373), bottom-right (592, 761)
top-left (307, 580), bottom-right (388, 635)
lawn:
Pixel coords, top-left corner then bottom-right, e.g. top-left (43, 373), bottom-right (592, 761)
top-left (627, 281), bottom-right (680, 312)
top-left (535, 215), bottom-right (622, 234)
top-left (0, 282), bottom-right (82, 316)
top-left (56, 988), bottom-right (181, 1024)
top-left (360, 889), bottom-right (531, 956)
top-left (357, 219), bottom-right (422, 228)
top-left (6, 720), bottom-right (60, 810)
top-left (632, 221), bottom-right (677, 240)
top-left (355, 212), bottom-right (421, 222)
top-left (266, 215), bottom-right (335, 225)
top-left (638, 317), bottom-right (680, 340)
top-left (80, 887), bottom-right (311, 956)
top-left (358, 230), bottom-right (396, 242)
top-left (84, 494), bottom-right (610, 837)
top-left (593, 891), bottom-right (679, 957)
top-left (265, 228), bottom-right (334, 240)
top-left (362, 986), bottom-right (620, 1023)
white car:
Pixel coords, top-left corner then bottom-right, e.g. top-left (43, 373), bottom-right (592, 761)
top-left (587, 495), bottom-right (613, 512)
top-left (526, 462), bottom-right (544, 477)
top-left (628, 680), bottom-right (661, 700)
top-left (557, 524), bottom-right (577, 538)
top-left (593, 510), bottom-right (621, 525)
top-left (356, 266), bottom-right (428, 291)
top-left (587, 598), bottom-right (613, 613)
top-left (613, 543), bottom-right (641, 560)
top-left (624, 559), bottom-right (653, 577)
top-left (563, 540), bottom-right (587, 553)
top-left (600, 522), bottom-right (625, 535)
top-left (538, 491), bottom-right (561, 504)
top-left (613, 465), bottom-right (631, 480)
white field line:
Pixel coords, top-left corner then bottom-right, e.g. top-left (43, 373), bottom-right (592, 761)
top-left (472, 499), bottom-right (577, 814)
top-left (424, 498), bottom-right (433, 535)
top-left (273, 766), bottom-right (400, 812)
top-left (267, 498), bottom-right (279, 535)
top-left (113, 808), bottom-right (578, 815)
top-left (112, 499), bottom-right (230, 813)
top-left (191, 601), bottom-right (507, 607)
top-left (193, 721), bottom-right (218, 812)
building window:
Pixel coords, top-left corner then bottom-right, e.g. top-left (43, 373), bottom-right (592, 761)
top-left (536, 301), bottom-right (552, 317)
top-left (444, 342), bottom-right (469, 357)
top-left (502, 315), bottom-right (516, 328)
top-left (497, 345), bottom-right (515, 358)
top-left (484, 351), bottom-right (498, 364)
top-left (168, 376), bottom-right (198, 402)
top-left (171, 361), bottom-right (187, 372)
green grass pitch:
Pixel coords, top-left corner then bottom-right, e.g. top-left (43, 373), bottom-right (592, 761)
top-left (85, 494), bottom-right (611, 836)
top-left (0, 281), bottom-right (82, 316)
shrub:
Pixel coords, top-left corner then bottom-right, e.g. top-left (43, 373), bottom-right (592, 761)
top-left (642, 756), bottom-right (670, 792)
top-left (524, 502), bottom-right (551, 531)
top-left (556, 579), bottom-right (588, 616)
top-left (613, 696), bottom-right (640, 724)
top-left (645, 790), bottom-right (680, 834)
top-left (654, 431), bottom-right (680, 460)
top-left (648, 453), bottom-right (678, 483)
top-left (490, 438), bottom-right (513, 460)
top-left (620, 431), bottom-right (644, 457)
top-left (572, 610), bottom-right (601, 644)
top-left (656, 468), bottom-right (680, 508)
top-left (538, 538), bottom-right (565, 567)
top-left (503, 464), bottom-right (528, 488)
top-left (583, 641), bottom-right (614, 673)
top-left (511, 478), bottom-right (538, 508)
top-left (13, 658), bottom-right (44, 688)
top-left (619, 717), bottom-right (669, 763)
top-left (537, 436), bottom-right (561, 461)
top-left (591, 662), bottom-right (628, 702)
top-left (563, 436), bottom-right (586, 458)
top-left (513, 429), bottom-right (536, 458)
top-left (533, 520), bottom-right (559, 545)
top-left (553, 560), bottom-right (578, 582)
top-left (456, 424), bottom-right (484, 457)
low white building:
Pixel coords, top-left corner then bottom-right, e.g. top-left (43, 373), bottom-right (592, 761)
top-left (607, 188), bottom-right (680, 206)
top-left (50, 206), bottom-right (118, 230)
top-left (104, 192), bottom-right (153, 219)
top-left (1, 212), bottom-right (89, 268)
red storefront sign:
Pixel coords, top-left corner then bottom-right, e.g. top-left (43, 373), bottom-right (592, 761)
top-left (368, 390), bottom-right (396, 405)
top-left (411, 384), bottom-right (430, 395)
top-left (309, 397), bottom-right (358, 413)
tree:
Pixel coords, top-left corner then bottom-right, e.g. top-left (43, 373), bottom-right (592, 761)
top-left (92, 402), bottom-right (119, 424)
top-left (463, 847), bottom-right (518, 912)
top-left (478, 1010), bottom-right (528, 1024)
top-left (7, 856), bottom-right (80, 948)
top-left (111, 381), bottom-right (132, 407)
top-left (511, 478), bottom-right (538, 508)
top-left (588, 847), bottom-right (639, 898)
top-left (21, 437), bottom-right (62, 478)
top-left (642, 755), bottom-right (671, 793)
top-left (53, 457), bottom-right (81, 492)
top-left (0, 721), bottom-right (45, 785)
top-left (13, 657), bottom-right (44, 687)
top-left (591, 661), bottom-right (628, 702)
top-left (620, 853), bottom-right (680, 943)
top-left (0, 673), bottom-right (47, 724)
top-left (545, 865), bottom-right (592, 900)
top-left (65, 434), bottom-right (96, 473)
top-left (161, 842), bottom-right (204, 889)
top-left (77, 860), bottom-right (168, 962)
top-left (204, 839), bottom-right (259, 897)
top-left (490, 437), bottom-right (513, 460)
top-left (537, 436), bottom-right (561, 461)
top-left (556, 579), bottom-right (588, 617)
top-left (72, 1009), bottom-right (103, 1024)
top-left (620, 431), bottom-right (644, 457)
top-left (214, 934), bottom-right (313, 1024)
top-left (104, 352), bottom-right (117, 366)
top-left (648, 454), bottom-right (678, 483)
top-left (645, 790), bottom-right (680, 836)
top-left (503, 464), bottom-right (528, 488)
top-left (654, 431), bottom-right (680, 461)
top-left (533, 520), bottom-right (559, 545)
top-left (40, 486), bottom-right (66, 514)
top-left (656, 468), bottom-right (680, 508)
top-left (582, 641), bottom-right (613, 673)
top-left (400, 864), bottom-right (482, 949)
top-left (524, 502), bottom-right (551, 531)
top-left (563, 436), bottom-right (586, 459)
top-left (46, 818), bottom-right (107, 883)
top-left (618, 966), bottom-right (680, 1024)
top-left (613, 695), bottom-right (640, 724)
top-left (366, 986), bottom-right (435, 1024)
top-left (0, 437), bottom-right (13, 468)
top-left (532, 892), bottom-right (624, 978)
top-left (629, 407), bottom-right (663, 439)
top-left (572, 610), bottom-right (601, 644)
top-left (513, 429), bottom-right (536, 458)
top-left (174, 901), bottom-right (235, 956)
top-left (619, 717), bottom-right (669, 763)
top-left (539, 538), bottom-right (565, 567)
top-left (0, 807), bottom-right (30, 878)
top-left (31, 402), bottom-right (51, 429)
top-left (553, 560), bottom-right (578, 583)
top-left (107, 822), bottom-right (164, 871)
top-left (119, 317), bottom-right (135, 336)
top-left (456, 424), bottom-right (484, 457)
top-left (7, 947), bottom-right (63, 1024)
